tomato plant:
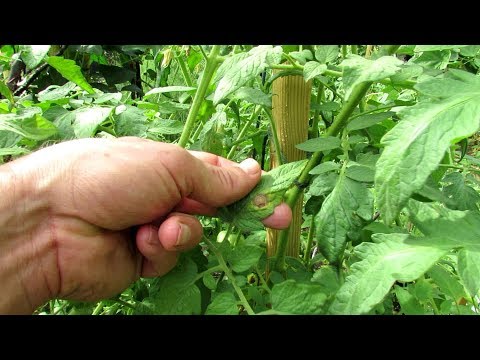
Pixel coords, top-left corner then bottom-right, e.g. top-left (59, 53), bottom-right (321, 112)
top-left (2, 44), bottom-right (480, 315)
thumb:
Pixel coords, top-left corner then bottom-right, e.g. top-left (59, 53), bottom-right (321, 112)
top-left (185, 156), bottom-right (262, 207)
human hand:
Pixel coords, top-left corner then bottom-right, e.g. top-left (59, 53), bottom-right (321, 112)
top-left (0, 137), bottom-right (291, 313)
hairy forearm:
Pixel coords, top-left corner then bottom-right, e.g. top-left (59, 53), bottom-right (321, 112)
top-left (0, 162), bottom-right (58, 314)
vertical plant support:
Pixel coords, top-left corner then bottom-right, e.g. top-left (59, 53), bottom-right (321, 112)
top-left (267, 73), bottom-right (312, 265)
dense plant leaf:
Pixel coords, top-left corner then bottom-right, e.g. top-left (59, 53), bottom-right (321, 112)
top-left (46, 56), bottom-right (95, 94)
top-left (233, 87), bottom-right (271, 107)
top-left (205, 293), bottom-right (238, 315)
top-left (427, 265), bottom-right (466, 302)
top-left (271, 280), bottom-right (327, 314)
top-left (144, 86), bottom-right (196, 97)
top-left (0, 108), bottom-right (57, 140)
top-left (148, 119), bottom-right (184, 135)
top-left (316, 173), bottom-right (373, 264)
top-left (375, 70), bottom-right (480, 224)
top-left (341, 55), bottom-right (402, 99)
top-left (227, 244), bottom-right (264, 273)
top-left (309, 161), bottom-right (340, 175)
top-left (295, 136), bottom-right (341, 152)
top-left (329, 233), bottom-right (449, 314)
top-left (20, 45), bottom-right (50, 69)
top-left (457, 249), bottom-right (480, 297)
top-left (346, 111), bottom-right (395, 131)
top-left (114, 105), bottom-right (148, 137)
top-left (442, 172), bottom-right (480, 211)
top-left (315, 46), bottom-right (339, 64)
top-left (303, 62), bottom-right (327, 81)
top-left (213, 45), bottom-right (282, 104)
top-left (72, 106), bottom-right (112, 138)
top-left (0, 81), bottom-right (14, 103)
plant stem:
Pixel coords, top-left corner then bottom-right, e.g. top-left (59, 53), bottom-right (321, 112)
top-left (311, 81), bottom-right (324, 137)
top-left (92, 301), bottom-right (104, 315)
top-left (192, 264), bottom-right (223, 283)
top-left (114, 298), bottom-right (137, 311)
top-left (205, 238), bottom-right (255, 315)
top-left (227, 105), bottom-right (261, 159)
top-left (341, 45), bottom-right (348, 59)
top-left (178, 45), bottom-right (220, 148)
top-left (255, 266), bottom-right (272, 294)
top-left (176, 54), bottom-right (193, 87)
top-left (263, 107), bottom-right (283, 166)
top-left (351, 45), bottom-right (358, 55)
top-left (303, 215), bottom-right (316, 267)
top-left (230, 129), bottom-right (265, 147)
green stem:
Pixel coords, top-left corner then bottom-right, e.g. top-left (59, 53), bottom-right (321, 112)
top-left (176, 54), bottom-right (193, 87)
top-left (114, 298), bottom-right (137, 311)
top-left (205, 238), bottom-right (255, 315)
top-left (227, 106), bottom-right (261, 159)
top-left (342, 45), bottom-right (348, 58)
top-left (92, 301), bottom-right (104, 315)
top-left (192, 264), bottom-right (223, 283)
top-left (311, 81), bottom-right (324, 137)
top-left (351, 45), bottom-right (358, 55)
top-left (303, 215), bottom-right (316, 267)
top-left (255, 266), bottom-right (272, 295)
top-left (230, 129), bottom-right (265, 147)
top-left (178, 45), bottom-right (220, 148)
top-left (198, 46), bottom-right (208, 61)
top-left (263, 106), bottom-right (283, 166)
top-left (283, 53), bottom-right (303, 69)
top-left (273, 81), bottom-right (372, 272)
top-left (190, 119), bottom-right (205, 144)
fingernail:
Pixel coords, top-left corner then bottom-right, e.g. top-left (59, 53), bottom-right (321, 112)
top-left (239, 158), bottom-right (260, 175)
top-left (176, 223), bottom-right (191, 247)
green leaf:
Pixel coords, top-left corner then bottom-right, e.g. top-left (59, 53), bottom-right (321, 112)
top-left (43, 106), bottom-right (75, 140)
top-left (72, 106), bottom-right (112, 138)
top-left (311, 101), bottom-right (341, 112)
top-left (346, 111), bottom-right (395, 131)
top-left (144, 86), bottom-right (196, 97)
top-left (316, 174), bottom-right (374, 264)
top-left (148, 119), bottom-right (184, 135)
top-left (414, 45), bottom-right (466, 52)
top-left (20, 45), bottom-right (51, 69)
top-left (213, 45), bottom-right (282, 105)
top-left (217, 160), bottom-right (307, 231)
top-left (205, 293), bottom-right (238, 315)
top-left (311, 266), bottom-right (342, 294)
top-left (442, 172), bottom-right (480, 211)
top-left (345, 163), bottom-right (375, 183)
top-left (202, 272), bottom-right (217, 291)
top-left (289, 50), bottom-right (313, 64)
top-left (307, 172), bottom-right (338, 197)
top-left (37, 82), bottom-right (77, 102)
top-left (214, 52), bottom-right (249, 83)
top-left (411, 50), bottom-right (451, 70)
top-left (457, 249), bottom-right (480, 297)
top-left (394, 286), bottom-right (425, 315)
top-left (428, 265), bottom-right (465, 301)
top-left (0, 81), bottom-right (14, 104)
top-left (329, 233), bottom-right (449, 314)
top-left (341, 55), bottom-right (403, 99)
top-left (309, 161), bottom-right (340, 175)
top-left (0, 107), bottom-right (57, 140)
top-left (303, 62), bottom-right (327, 81)
top-left (295, 136), bottom-right (341, 152)
top-left (227, 244), bottom-right (264, 273)
top-left (315, 46), bottom-right (339, 64)
top-left (46, 56), bottom-right (95, 94)
top-left (375, 70), bottom-right (480, 224)
top-left (233, 87), bottom-right (271, 107)
top-left (0, 146), bottom-right (29, 156)
top-left (146, 257), bottom-right (201, 314)
top-left (459, 45), bottom-right (480, 57)
top-left (271, 280), bottom-right (327, 314)
top-left (114, 105), bottom-right (148, 137)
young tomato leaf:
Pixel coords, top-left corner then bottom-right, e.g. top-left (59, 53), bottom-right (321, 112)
top-left (227, 244), bottom-right (264, 273)
top-left (309, 161), bottom-right (340, 175)
top-left (346, 111), bottom-right (395, 131)
top-left (205, 292), bottom-right (238, 315)
top-left (19, 45), bottom-right (51, 69)
top-left (145, 257), bottom-right (201, 315)
top-left (375, 70), bottom-right (480, 224)
top-left (144, 86), bottom-right (196, 97)
top-left (315, 45), bottom-right (339, 64)
top-left (303, 62), bottom-right (327, 82)
top-left (457, 249), bottom-right (480, 297)
top-left (329, 233), bottom-right (449, 314)
top-left (295, 136), bottom-right (341, 152)
top-left (213, 45), bottom-right (282, 105)
top-left (0, 107), bottom-right (57, 140)
top-left (113, 105), bottom-right (148, 137)
top-left (340, 54), bottom-right (402, 99)
top-left (72, 106), bottom-right (112, 138)
top-left (0, 81), bottom-right (14, 104)
top-left (46, 56), bottom-right (95, 94)
top-left (394, 286), bottom-right (425, 315)
top-left (427, 265), bottom-right (466, 302)
top-left (271, 280), bottom-right (327, 314)
top-left (316, 173), bottom-right (374, 264)
top-left (217, 159), bottom-right (307, 231)
top-left (442, 172), bottom-right (480, 211)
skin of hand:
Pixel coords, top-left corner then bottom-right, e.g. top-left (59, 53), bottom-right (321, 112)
top-left (0, 137), bottom-right (292, 314)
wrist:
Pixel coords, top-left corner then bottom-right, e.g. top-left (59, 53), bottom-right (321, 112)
top-left (0, 160), bottom-right (59, 314)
